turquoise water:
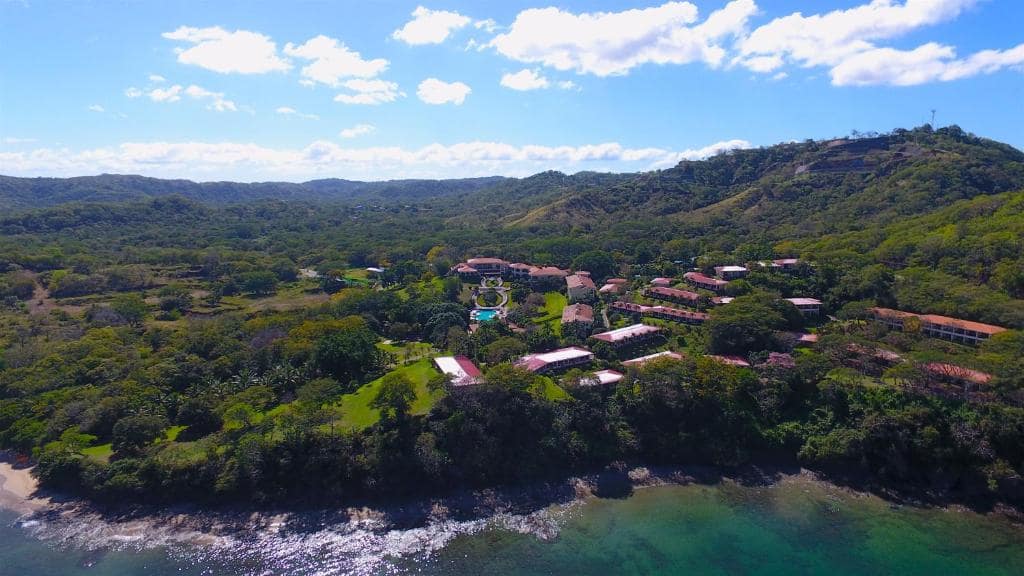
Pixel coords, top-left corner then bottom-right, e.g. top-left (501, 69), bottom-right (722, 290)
top-left (3, 477), bottom-right (1024, 575)
top-left (471, 309), bottom-right (499, 321)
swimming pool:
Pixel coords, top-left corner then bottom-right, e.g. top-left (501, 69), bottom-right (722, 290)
top-left (472, 309), bottom-right (499, 321)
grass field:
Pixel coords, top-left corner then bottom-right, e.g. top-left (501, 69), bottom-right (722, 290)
top-left (82, 443), bottom-right (113, 463)
top-left (336, 359), bottom-right (444, 430)
top-left (532, 291), bottom-right (567, 336)
top-left (377, 340), bottom-right (436, 363)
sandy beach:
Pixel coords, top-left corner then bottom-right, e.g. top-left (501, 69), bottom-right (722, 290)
top-left (0, 461), bottom-right (48, 515)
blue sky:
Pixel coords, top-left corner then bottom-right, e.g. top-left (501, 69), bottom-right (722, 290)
top-left (1, 0), bottom-right (1022, 181)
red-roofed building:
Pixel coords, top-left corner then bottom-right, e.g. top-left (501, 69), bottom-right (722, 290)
top-left (714, 265), bottom-right (749, 280)
top-left (587, 369), bottom-right (625, 385)
top-left (869, 307), bottom-right (1007, 345)
top-left (562, 303), bottom-right (595, 329)
top-left (651, 277), bottom-right (674, 288)
top-left (566, 274), bottom-right (597, 302)
top-left (773, 258), bottom-right (800, 270)
top-left (591, 323), bottom-right (662, 347)
top-left (508, 262), bottom-right (539, 280)
top-left (785, 297), bottom-right (822, 315)
top-left (606, 278), bottom-right (628, 285)
top-left (610, 301), bottom-right (708, 325)
top-left (599, 283), bottom-right (625, 296)
top-left (517, 347), bottom-right (594, 374)
top-left (529, 266), bottom-right (570, 288)
top-left (646, 286), bottom-right (700, 306)
top-left (466, 257), bottom-right (509, 275)
top-left (684, 272), bottom-right (729, 292)
top-left (434, 356), bottom-right (483, 386)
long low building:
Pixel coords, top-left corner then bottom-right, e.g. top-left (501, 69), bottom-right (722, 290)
top-left (683, 272), bottom-right (729, 292)
top-left (785, 297), bottom-right (822, 315)
top-left (610, 301), bottom-right (709, 325)
top-left (645, 286), bottom-right (701, 306)
top-left (433, 356), bottom-right (483, 386)
top-left (517, 346), bottom-right (594, 374)
top-left (869, 307), bottom-right (1007, 345)
top-left (591, 323), bottom-right (662, 347)
top-left (588, 369), bottom-right (625, 385)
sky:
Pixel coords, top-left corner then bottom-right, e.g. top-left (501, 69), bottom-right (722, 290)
top-left (1, 0), bottom-right (1022, 182)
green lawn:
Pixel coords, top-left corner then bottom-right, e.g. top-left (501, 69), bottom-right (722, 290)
top-left (336, 359), bottom-right (444, 430)
top-left (532, 377), bottom-right (570, 401)
top-left (82, 443), bottom-right (113, 463)
top-left (532, 291), bottom-right (567, 336)
top-left (377, 340), bottom-right (436, 363)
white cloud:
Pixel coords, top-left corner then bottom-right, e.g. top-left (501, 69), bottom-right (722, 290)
top-left (149, 85), bottom-right (183, 102)
top-left (737, 0), bottom-right (976, 72)
top-left (88, 104), bottom-right (105, 113)
top-left (474, 18), bottom-right (499, 33)
top-left (284, 35), bottom-right (388, 86)
top-left (339, 123), bottom-right (376, 138)
top-left (0, 138), bottom-right (750, 180)
top-left (163, 26), bottom-right (291, 74)
top-left (2, 137), bottom-right (36, 145)
top-left (557, 80), bottom-right (578, 90)
top-left (830, 41), bottom-right (1024, 86)
top-left (148, 74), bottom-right (166, 83)
top-left (417, 78), bottom-right (471, 104)
top-left (392, 6), bottom-right (471, 45)
top-left (334, 79), bottom-right (403, 105)
top-left (124, 87), bottom-right (143, 98)
top-left (275, 106), bottom-right (319, 119)
top-left (500, 68), bottom-right (549, 91)
top-left (489, 0), bottom-right (757, 76)
top-left (184, 85), bottom-right (238, 112)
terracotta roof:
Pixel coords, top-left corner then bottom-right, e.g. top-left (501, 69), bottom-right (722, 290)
top-left (434, 356), bottom-right (482, 386)
top-left (590, 369), bottom-right (624, 385)
top-left (510, 262), bottom-right (538, 271)
top-left (647, 286), bottom-right (700, 302)
top-left (455, 264), bottom-right (478, 273)
top-left (517, 347), bottom-right (594, 372)
top-left (606, 278), bottom-right (628, 285)
top-left (923, 363), bottom-right (993, 385)
top-left (786, 297), bottom-right (822, 306)
top-left (599, 283), bottom-right (624, 294)
top-left (562, 303), bottom-right (594, 324)
top-left (871, 307), bottom-right (1008, 335)
top-left (467, 257), bottom-right (508, 265)
top-left (645, 306), bottom-right (709, 322)
top-left (622, 350), bottom-right (684, 366)
top-left (566, 274), bottom-right (596, 290)
top-left (684, 272), bottom-right (729, 287)
top-left (651, 277), bottom-right (674, 286)
top-left (530, 266), bottom-right (569, 277)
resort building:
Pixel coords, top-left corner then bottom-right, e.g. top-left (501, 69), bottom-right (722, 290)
top-left (433, 356), bottom-right (483, 386)
top-left (610, 301), bottom-right (708, 325)
top-left (587, 369), bottom-right (625, 386)
top-left (785, 297), bottom-right (823, 315)
top-left (683, 272), bottom-right (729, 292)
top-left (606, 278), bottom-right (628, 285)
top-left (599, 282), bottom-right (625, 296)
top-left (529, 266), bottom-right (571, 288)
top-left (562, 303), bottom-right (595, 329)
top-left (645, 286), bottom-right (701, 306)
top-left (869, 307), bottom-right (1008, 345)
top-left (454, 264), bottom-right (480, 281)
top-left (714, 265), bottom-right (749, 280)
top-left (508, 262), bottom-right (539, 280)
top-left (466, 257), bottom-right (509, 275)
top-left (591, 323), bottom-right (662, 347)
top-left (650, 277), bottom-right (674, 288)
top-left (622, 350), bottom-right (684, 367)
top-left (773, 258), bottom-right (800, 271)
top-left (517, 347), bottom-right (594, 374)
top-left (566, 274), bottom-right (597, 302)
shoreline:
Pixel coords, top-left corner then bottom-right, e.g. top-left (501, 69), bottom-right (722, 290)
top-left (0, 461), bottom-right (50, 516)
top-left (5, 463), bottom-right (1023, 542)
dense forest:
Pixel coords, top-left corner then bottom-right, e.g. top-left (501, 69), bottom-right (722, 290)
top-left (1, 125), bottom-right (1023, 509)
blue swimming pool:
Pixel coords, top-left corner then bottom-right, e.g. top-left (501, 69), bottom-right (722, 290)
top-left (472, 309), bottom-right (499, 321)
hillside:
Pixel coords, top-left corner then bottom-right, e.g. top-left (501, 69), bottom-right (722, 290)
top-left (0, 173), bottom-right (509, 211)
top-left (504, 126), bottom-right (1024, 240)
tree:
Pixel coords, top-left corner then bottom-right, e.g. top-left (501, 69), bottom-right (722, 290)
top-left (483, 336), bottom-right (528, 364)
top-left (572, 250), bottom-right (617, 280)
top-left (706, 293), bottom-right (788, 354)
top-left (112, 414), bottom-right (168, 455)
top-left (110, 293), bottom-right (149, 326)
top-left (313, 326), bottom-right (387, 384)
top-left (371, 372), bottom-right (416, 421)
top-left (239, 270), bottom-right (278, 296)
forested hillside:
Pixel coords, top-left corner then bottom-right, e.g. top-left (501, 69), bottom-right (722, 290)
top-left (1, 125), bottom-right (1023, 511)
top-left (0, 173), bottom-right (508, 210)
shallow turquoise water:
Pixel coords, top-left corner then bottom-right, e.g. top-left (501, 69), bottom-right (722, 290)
top-left (471, 309), bottom-right (499, 321)
top-left (3, 478), bottom-right (1023, 576)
